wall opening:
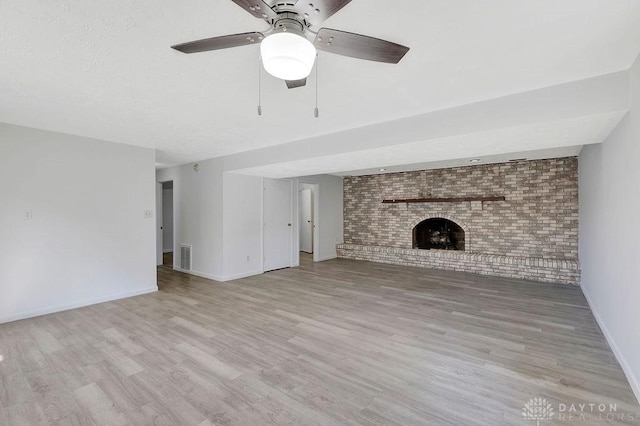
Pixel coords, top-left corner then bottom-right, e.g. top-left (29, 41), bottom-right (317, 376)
top-left (413, 218), bottom-right (465, 250)
top-left (161, 181), bottom-right (174, 267)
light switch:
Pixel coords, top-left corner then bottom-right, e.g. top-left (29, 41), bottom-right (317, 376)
top-left (144, 210), bottom-right (153, 219)
top-left (25, 209), bottom-right (33, 220)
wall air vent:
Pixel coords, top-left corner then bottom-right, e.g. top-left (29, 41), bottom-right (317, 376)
top-left (180, 244), bottom-right (192, 271)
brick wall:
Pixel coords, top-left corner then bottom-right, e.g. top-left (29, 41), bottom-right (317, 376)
top-left (343, 157), bottom-right (578, 260)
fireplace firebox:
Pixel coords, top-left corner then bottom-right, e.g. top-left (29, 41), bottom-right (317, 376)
top-left (413, 218), bottom-right (465, 250)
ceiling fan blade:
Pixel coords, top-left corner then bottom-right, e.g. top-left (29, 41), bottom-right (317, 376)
top-left (171, 32), bottom-right (263, 54)
top-left (294, 0), bottom-right (353, 26)
top-left (231, 0), bottom-right (277, 21)
top-left (285, 78), bottom-right (307, 89)
top-left (313, 28), bottom-right (409, 63)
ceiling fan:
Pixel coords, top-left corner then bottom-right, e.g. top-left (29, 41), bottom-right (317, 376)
top-left (171, 0), bottom-right (410, 89)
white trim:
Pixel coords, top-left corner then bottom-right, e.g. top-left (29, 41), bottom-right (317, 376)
top-left (296, 180), bottom-right (321, 263)
top-left (582, 286), bottom-right (640, 404)
top-left (173, 267), bottom-right (263, 282)
top-left (260, 177), bottom-right (264, 274)
top-left (220, 270), bottom-right (264, 282)
top-left (173, 267), bottom-right (223, 282)
top-left (163, 249), bottom-right (173, 253)
top-left (0, 286), bottom-right (158, 325)
top-left (289, 178), bottom-right (296, 268)
top-left (312, 183), bottom-right (320, 262)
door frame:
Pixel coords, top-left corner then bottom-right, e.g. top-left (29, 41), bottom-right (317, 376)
top-left (156, 183), bottom-right (163, 266)
top-left (296, 181), bottom-right (320, 263)
top-left (157, 180), bottom-right (175, 268)
top-left (299, 187), bottom-right (313, 254)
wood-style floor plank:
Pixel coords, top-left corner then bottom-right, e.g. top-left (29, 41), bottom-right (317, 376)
top-left (0, 254), bottom-right (637, 425)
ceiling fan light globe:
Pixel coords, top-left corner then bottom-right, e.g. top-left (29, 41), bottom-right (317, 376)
top-left (260, 32), bottom-right (316, 80)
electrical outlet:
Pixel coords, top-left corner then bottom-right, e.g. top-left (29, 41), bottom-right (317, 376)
top-left (25, 209), bottom-right (33, 220)
top-left (144, 210), bottom-right (153, 219)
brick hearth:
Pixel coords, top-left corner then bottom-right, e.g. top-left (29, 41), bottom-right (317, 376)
top-left (336, 244), bottom-right (579, 284)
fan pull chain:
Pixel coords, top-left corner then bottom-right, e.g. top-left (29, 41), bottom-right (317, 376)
top-left (314, 53), bottom-right (319, 118)
top-left (257, 54), bottom-right (262, 116)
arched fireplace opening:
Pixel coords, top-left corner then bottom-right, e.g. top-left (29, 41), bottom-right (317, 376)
top-left (413, 218), bottom-right (465, 250)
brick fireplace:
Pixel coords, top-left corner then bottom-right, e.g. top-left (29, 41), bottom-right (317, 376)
top-left (337, 157), bottom-right (580, 284)
top-left (413, 217), bottom-right (465, 250)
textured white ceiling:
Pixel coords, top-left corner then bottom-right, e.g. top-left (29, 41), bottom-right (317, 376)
top-left (1, 1), bottom-right (640, 170)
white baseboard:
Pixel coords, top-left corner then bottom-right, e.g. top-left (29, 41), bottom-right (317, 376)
top-left (173, 267), bottom-right (223, 282)
top-left (172, 267), bottom-right (262, 282)
top-left (316, 254), bottom-right (337, 262)
top-left (0, 286), bottom-right (158, 325)
top-left (581, 286), bottom-right (640, 404)
top-left (220, 270), bottom-right (263, 282)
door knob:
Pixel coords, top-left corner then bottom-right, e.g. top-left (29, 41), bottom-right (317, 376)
top-left (288, 223), bottom-right (292, 226)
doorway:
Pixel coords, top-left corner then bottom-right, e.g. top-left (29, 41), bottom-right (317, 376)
top-left (162, 181), bottom-right (174, 266)
top-left (156, 183), bottom-right (163, 266)
top-left (298, 182), bottom-right (320, 263)
top-left (156, 181), bottom-right (174, 268)
top-left (299, 186), bottom-right (313, 254)
top-left (299, 184), bottom-right (315, 257)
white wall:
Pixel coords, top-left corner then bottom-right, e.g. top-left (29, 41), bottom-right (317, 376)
top-left (162, 187), bottom-right (173, 252)
top-left (221, 173), bottom-right (263, 280)
top-left (156, 159), bottom-right (223, 278)
top-left (579, 54), bottom-right (640, 403)
top-left (157, 158), bottom-right (344, 281)
top-left (0, 123), bottom-right (157, 323)
top-left (157, 166), bottom-right (267, 281)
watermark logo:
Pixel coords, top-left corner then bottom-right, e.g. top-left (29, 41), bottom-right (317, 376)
top-left (523, 397), bottom-right (554, 425)
top-left (522, 397), bottom-right (636, 423)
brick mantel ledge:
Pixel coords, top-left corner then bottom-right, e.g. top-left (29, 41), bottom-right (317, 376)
top-left (336, 244), bottom-right (580, 285)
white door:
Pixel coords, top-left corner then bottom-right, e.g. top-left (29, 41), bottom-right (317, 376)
top-left (299, 188), bottom-right (313, 253)
top-left (156, 183), bottom-right (163, 266)
top-left (264, 178), bottom-right (293, 271)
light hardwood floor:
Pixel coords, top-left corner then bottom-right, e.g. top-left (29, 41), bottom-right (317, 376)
top-left (0, 256), bottom-right (638, 425)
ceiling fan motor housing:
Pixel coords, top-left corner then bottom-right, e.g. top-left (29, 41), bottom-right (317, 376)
top-left (273, 13), bottom-right (309, 35)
